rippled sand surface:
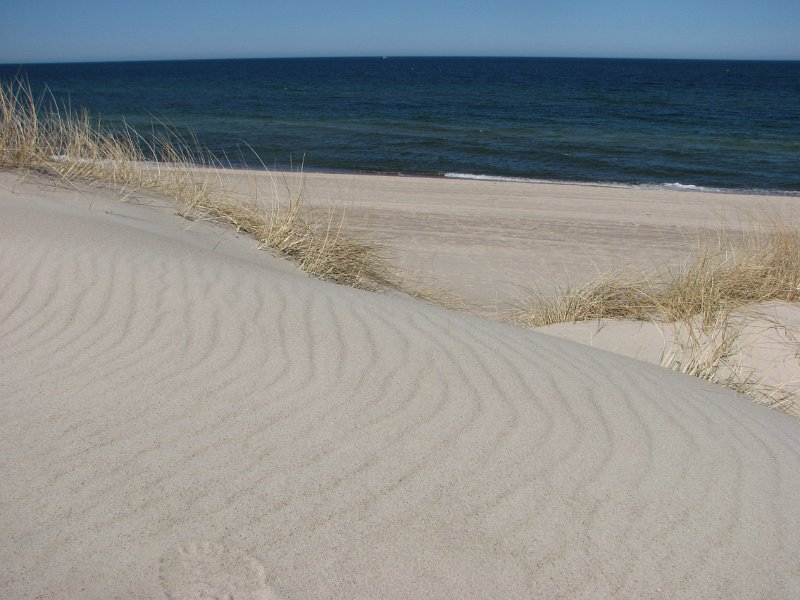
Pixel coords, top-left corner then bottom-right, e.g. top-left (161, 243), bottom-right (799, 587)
top-left (2, 171), bottom-right (800, 598)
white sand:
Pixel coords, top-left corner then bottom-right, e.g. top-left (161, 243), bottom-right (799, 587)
top-left (2, 170), bottom-right (800, 598)
top-left (236, 170), bottom-right (800, 313)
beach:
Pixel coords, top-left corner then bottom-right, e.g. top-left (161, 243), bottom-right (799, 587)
top-left (2, 167), bottom-right (800, 598)
top-left (239, 170), bottom-right (800, 312)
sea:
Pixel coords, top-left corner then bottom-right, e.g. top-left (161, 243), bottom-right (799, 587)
top-left (1, 57), bottom-right (799, 194)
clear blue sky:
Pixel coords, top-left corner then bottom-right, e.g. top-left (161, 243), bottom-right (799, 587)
top-left (2, 0), bottom-right (798, 63)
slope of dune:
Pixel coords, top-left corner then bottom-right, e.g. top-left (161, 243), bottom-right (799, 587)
top-left (2, 171), bottom-right (800, 599)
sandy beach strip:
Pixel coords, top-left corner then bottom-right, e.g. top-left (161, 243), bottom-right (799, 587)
top-left (210, 169), bottom-right (800, 313)
top-left (2, 169), bottom-right (800, 598)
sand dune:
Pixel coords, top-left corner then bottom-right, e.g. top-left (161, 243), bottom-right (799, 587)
top-left (2, 171), bottom-right (800, 598)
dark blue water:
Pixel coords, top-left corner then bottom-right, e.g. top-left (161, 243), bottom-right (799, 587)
top-left (2, 57), bottom-right (799, 193)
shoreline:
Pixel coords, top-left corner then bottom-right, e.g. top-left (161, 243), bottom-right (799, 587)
top-left (195, 161), bottom-right (800, 198)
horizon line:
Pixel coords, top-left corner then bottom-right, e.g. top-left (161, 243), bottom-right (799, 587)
top-left (2, 54), bottom-right (800, 67)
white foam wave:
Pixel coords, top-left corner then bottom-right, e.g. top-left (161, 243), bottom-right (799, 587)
top-left (444, 173), bottom-right (539, 184)
top-left (443, 172), bottom-right (799, 197)
top-left (660, 182), bottom-right (706, 191)
top-left (443, 172), bottom-right (630, 188)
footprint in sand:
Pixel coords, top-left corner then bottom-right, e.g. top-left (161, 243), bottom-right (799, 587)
top-left (159, 542), bottom-right (283, 600)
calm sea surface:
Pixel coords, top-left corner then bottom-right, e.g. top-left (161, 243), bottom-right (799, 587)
top-left (2, 57), bottom-right (799, 193)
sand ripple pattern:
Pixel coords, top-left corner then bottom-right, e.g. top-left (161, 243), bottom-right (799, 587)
top-left (2, 185), bottom-right (800, 599)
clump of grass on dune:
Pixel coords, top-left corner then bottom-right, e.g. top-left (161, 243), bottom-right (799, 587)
top-left (2, 80), bottom-right (155, 185)
top-left (657, 223), bottom-right (800, 323)
top-left (183, 185), bottom-right (395, 289)
top-left (514, 267), bottom-right (654, 327)
top-left (0, 78), bottom-right (400, 291)
top-left (514, 223), bottom-right (800, 414)
top-left (660, 310), bottom-right (798, 415)
top-left (515, 222), bottom-right (800, 328)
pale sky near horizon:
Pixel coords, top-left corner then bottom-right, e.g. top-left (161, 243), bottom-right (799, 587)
top-left (1, 0), bottom-right (798, 64)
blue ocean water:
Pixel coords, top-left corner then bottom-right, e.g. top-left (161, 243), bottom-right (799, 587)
top-left (1, 57), bottom-right (799, 193)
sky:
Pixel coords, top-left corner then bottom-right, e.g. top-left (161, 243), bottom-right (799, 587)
top-left (1, 0), bottom-right (798, 64)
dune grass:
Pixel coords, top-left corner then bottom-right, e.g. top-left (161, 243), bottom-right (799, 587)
top-left (515, 222), bottom-right (800, 328)
top-left (0, 78), bottom-right (407, 291)
top-left (658, 310), bottom-right (797, 414)
top-left (514, 224), bottom-right (800, 414)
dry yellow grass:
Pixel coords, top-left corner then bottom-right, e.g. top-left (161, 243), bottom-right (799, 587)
top-left (513, 267), bottom-right (653, 326)
top-left (515, 222), bottom-right (800, 328)
top-left (659, 311), bottom-right (798, 415)
top-left (0, 78), bottom-right (403, 291)
top-left (514, 224), bottom-right (800, 414)
top-left (658, 223), bottom-right (800, 322)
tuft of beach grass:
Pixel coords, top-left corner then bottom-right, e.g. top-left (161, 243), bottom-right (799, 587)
top-left (658, 309), bottom-right (798, 415)
top-left (514, 221), bottom-right (800, 328)
top-left (513, 223), bottom-right (800, 414)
